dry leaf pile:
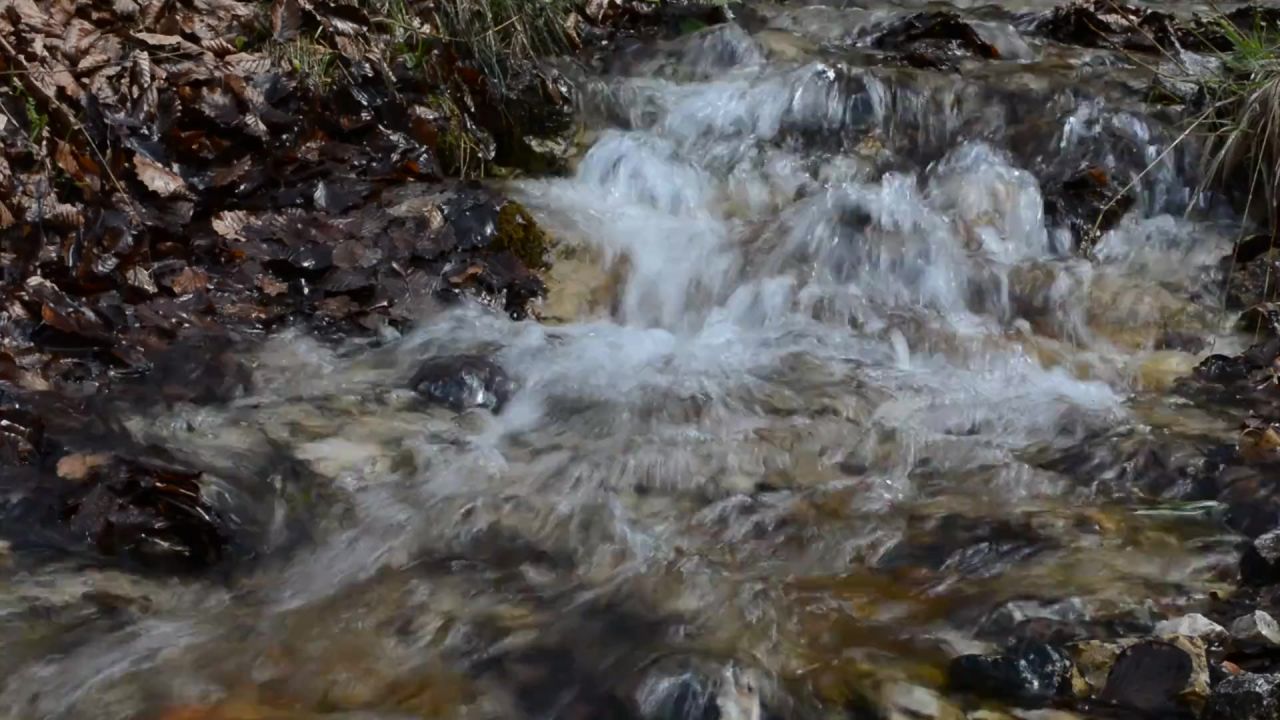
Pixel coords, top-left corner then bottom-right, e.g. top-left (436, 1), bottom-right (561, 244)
top-left (0, 0), bottom-right (592, 407)
top-left (0, 0), bottom-right (598, 571)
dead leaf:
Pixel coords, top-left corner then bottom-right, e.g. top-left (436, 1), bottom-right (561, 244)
top-left (131, 32), bottom-right (185, 47)
top-left (57, 453), bottom-right (112, 481)
top-left (271, 0), bottom-right (303, 41)
top-left (168, 267), bottom-right (209, 295)
top-left (212, 210), bottom-right (251, 240)
top-left (200, 38), bottom-right (237, 57)
top-left (126, 265), bottom-right (159, 295)
top-left (258, 274), bottom-right (288, 296)
top-left (133, 153), bottom-right (192, 198)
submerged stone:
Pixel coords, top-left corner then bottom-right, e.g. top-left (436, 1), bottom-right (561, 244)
top-left (410, 355), bottom-right (513, 413)
top-left (1042, 165), bottom-right (1134, 255)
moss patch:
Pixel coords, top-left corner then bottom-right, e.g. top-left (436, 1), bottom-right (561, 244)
top-left (493, 201), bottom-right (554, 269)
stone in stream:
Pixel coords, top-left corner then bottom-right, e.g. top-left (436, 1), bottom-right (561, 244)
top-left (1204, 673), bottom-right (1280, 720)
top-left (870, 11), bottom-right (1000, 71)
top-left (637, 663), bottom-right (764, 720)
top-left (409, 354), bottom-right (514, 413)
top-left (1195, 354), bottom-right (1253, 384)
top-left (948, 640), bottom-right (1075, 707)
top-left (1231, 611), bottom-right (1280, 648)
top-left (1100, 636), bottom-right (1210, 716)
top-left (1154, 614), bottom-right (1229, 644)
top-left (1042, 165), bottom-right (1135, 255)
top-left (1241, 529), bottom-right (1280, 587)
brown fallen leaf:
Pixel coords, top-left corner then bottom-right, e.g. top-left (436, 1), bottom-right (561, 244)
top-left (168, 267), bottom-right (209, 295)
top-left (271, 0), bottom-right (303, 41)
top-left (133, 153), bottom-right (192, 198)
top-left (212, 210), bottom-right (251, 240)
top-left (57, 453), bottom-right (112, 481)
top-left (257, 274), bottom-right (288, 296)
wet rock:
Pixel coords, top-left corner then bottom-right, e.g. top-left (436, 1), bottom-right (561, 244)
top-left (1195, 354), bottom-right (1252, 384)
top-left (871, 12), bottom-right (1000, 71)
top-left (1032, 0), bottom-right (1179, 53)
top-left (1227, 250), bottom-right (1280, 311)
top-left (636, 669), bottom-right (718, 720)
top-left (1043, 166), bottom-right (1135, 255)
top-left (1100, 636), bottom-right (1210, 716)
top-left (877, 514), bottom-right (1048, 578)
top-left (948, 641), bottom-right (1075, 707)
top-left (485, 68), bottom-right (579, 174)
top-left (1231, 611), bottom-right (1280, 648)
top-left (1155, 614), bottom-right (1229, 644)
top-left (635, 657), bottom-right (769, 720)
top-left (1204, 673), bottom-right (1280, 720)
top-left (1241, 529), bottom-right (1280, 587)
top-left (410, 354), bottom-right (514, 413)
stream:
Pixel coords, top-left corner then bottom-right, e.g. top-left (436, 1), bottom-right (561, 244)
top-left (0, 1), bottom-right (1268, 718)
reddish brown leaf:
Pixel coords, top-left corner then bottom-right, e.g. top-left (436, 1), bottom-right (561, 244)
top-left (167, 267), bottom-right (209, 295)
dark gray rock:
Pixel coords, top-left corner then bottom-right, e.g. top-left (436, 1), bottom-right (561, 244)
top-left (1241, 530), bottom-right (1280, 587)
top-left (1204, 673), bottom-right (1280, 720)
top-left (948, 641), bottom-right (1074, 707)
top-left (410, 354), bottom-right (513, 412)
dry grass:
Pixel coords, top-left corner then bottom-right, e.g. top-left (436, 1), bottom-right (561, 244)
top-left (261, 0), bottom-right (576, 91)
top-left (1194, 14), bottom-right (1280, 233)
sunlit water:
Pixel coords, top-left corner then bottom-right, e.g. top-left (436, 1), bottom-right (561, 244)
top-left (0, 3), bottom-right (1258, 718)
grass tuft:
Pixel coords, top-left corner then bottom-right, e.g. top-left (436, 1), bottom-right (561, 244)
top-left (1193, 12), bottom-right (1280, 233)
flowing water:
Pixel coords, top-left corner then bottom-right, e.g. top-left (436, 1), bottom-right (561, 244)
top-left (0, 2), bottom-right (1263, 718)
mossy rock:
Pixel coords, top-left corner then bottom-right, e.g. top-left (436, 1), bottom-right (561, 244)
top-left (494, 201), bottom-right (554, 270)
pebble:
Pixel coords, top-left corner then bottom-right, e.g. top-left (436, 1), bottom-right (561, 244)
top-left (1204, 673), bottom-right (1280, 720)
top-left (1231, 610), bottom-right (1280, 647)
top-left (1154, 613), bottom-right (1228, 643)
